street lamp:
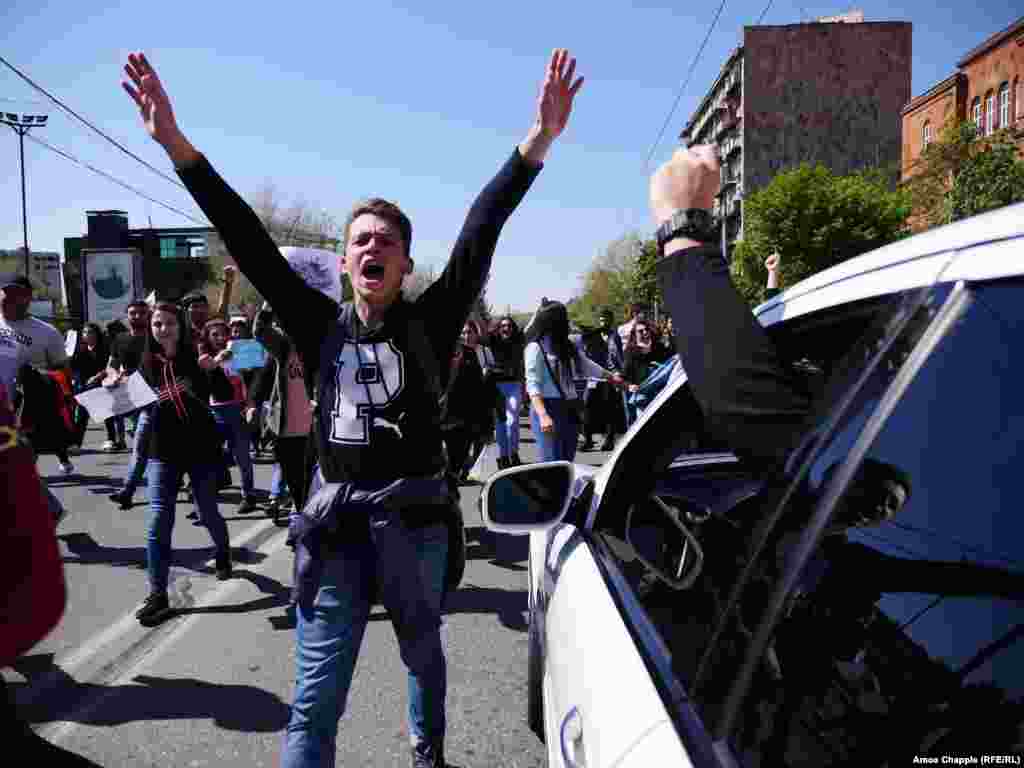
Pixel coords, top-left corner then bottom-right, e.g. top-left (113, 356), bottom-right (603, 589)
top-left (1, 111), bottom-right (48, 279)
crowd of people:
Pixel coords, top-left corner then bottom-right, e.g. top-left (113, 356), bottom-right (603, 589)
top-left (0, 42), bottom-right (813, 768)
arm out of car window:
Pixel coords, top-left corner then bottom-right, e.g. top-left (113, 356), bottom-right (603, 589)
top-left (656, 245), bottom-right (811, 468)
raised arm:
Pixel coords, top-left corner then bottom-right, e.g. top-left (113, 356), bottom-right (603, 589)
top-left (418, 49), bottom-right (584, 347)
top-left (213, 265), bottom-right (236, 320)
top-left (121, 52), bottom-right (336, 364)
top-left (650, 146), bottom-right (811, 468)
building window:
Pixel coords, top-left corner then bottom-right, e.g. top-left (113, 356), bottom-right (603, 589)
top-left (972, 97), bottom-right (982, 133)
top-left (999, 82), bottom-right (1010, 129)
top-left (986, 91), bottom-right (996, 135)
top-left (1017, 78), bottom-right (1023, 120)
top-left (923, 120), bottom-right (932, 149)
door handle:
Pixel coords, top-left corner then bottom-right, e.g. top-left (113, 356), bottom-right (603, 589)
top-left (560, 706), bottom-right (586, 767)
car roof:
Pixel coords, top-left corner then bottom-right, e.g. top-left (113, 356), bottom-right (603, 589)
top-left (754, 200), bottom-right (1024, 328)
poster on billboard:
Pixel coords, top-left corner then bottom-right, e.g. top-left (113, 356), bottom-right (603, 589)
top-left (82, 249), bottom-right (140, 327)
top-left (279, 246), bottom-right (342, 304)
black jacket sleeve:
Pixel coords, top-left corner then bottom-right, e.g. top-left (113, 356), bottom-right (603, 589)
top-left (176, 156), bottom-right (338, 376)
top-left (656, 245), bottom-right (812, 469)
top-left (418, 149), bottom-right (542, 360)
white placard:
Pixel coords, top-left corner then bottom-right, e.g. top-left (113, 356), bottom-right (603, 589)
top-left (64, 329), bottom-right (78, 358)
top-left (74, 371), bottom-right (157, 422)
top-left (279, 246), bottom-right (342, 304)
top-left (84, 249), bottom-right (137, 327)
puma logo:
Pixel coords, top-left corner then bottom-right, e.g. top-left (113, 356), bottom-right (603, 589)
top-left (372, 414), bottom-right (404, 439)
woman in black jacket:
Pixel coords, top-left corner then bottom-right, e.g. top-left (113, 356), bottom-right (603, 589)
top-left (70, 323), bottom-right (126, 450)
top-left (487, 315), bottom-right (526, 468)
top-left (622, 318), bottom-right (671, 428)
top-left (133, 302), bottom-right (235, 627)
top-left (441, 320), bottom-right (496, 485)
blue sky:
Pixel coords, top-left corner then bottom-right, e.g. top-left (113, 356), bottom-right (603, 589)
top-left (1, 0), bottom-right (1020, 314)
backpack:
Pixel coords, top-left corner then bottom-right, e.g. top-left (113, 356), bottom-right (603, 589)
top-left (306, 300), bottom-right (466, 595)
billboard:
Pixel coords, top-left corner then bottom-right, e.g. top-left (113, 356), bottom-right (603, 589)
top-left (81, 249), bottom-right (143, 327)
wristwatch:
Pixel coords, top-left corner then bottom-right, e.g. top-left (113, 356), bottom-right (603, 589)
top-left (655, 209), bottom-right (717, 253)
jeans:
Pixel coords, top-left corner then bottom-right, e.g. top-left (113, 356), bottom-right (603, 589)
top-left (145, 459), bottom-right (230, 594)
top-left (122, 406), bottom-right (154, 496)
top-left (212, 403), bottom-right (255, 497)
top-left (494, 381), bottom-right (521, 459)
top-left (271, 464), bottom-right (288, 499)
top-left (530, 398), bottom-right (579, 462)
top-left (282, 518), bottom-right (449, 767)
top-left (104, 416), bottom-right (126, 444)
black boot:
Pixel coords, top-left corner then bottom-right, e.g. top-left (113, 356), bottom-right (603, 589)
top-left (136, 592), bottom-right (174, 627)
top-left (108, 490), bottom-right (133, 510)
top-left (580, 433), bottom-right (595, 452)
top-left (411, 740), bottom-right (445, 768)
top-left (510, 452), bottom-right (523, 466)
top-left (215, 549), bottom-right (232, 581)
top-left (496, 456), bottom-right (509, 470)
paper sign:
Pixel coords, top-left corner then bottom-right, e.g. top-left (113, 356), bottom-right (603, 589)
top-left (145, 290), bottom-right (156, 306)
top-left (65, 329), bottom-right (78, 358)
top-left (226, 339), bottom-right (266, 373)
top-left (279, 246), bottom-right (342, 304)
top-left (74, 371), bottom-right (157, 422)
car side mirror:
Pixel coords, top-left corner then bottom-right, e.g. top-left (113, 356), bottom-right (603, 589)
top-left (481, 462), bottom-right (575, 534)
top-left (626, 495), bottom-right (704, 590)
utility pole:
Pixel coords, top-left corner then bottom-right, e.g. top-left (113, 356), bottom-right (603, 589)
top-left (1, 111), bottom-right (48, 279)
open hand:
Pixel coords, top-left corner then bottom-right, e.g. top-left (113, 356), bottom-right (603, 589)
top-left (536, 49), bottom-right (584, 141)
top-left (122, 53), bottom-right (183, 149)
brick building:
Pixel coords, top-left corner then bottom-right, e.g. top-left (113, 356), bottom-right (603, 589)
top-left (902, 15), bottom-right (1024, 181)
top-left (680, 15), bottom-right (912, 246)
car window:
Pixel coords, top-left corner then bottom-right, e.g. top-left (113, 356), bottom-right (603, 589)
top-left (729, 279), bottom-right (1024, 765)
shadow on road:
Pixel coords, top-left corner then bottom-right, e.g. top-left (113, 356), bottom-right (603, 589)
top-left (41, 474), bottom-right (122, 490)
top-left (10, 654), bottom-right (288, 732)
top-left (57, 533), bottom-right (268, 575)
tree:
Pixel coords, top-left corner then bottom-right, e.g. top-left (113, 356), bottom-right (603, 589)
top-left (567, 232), bottom-right (643, 327)
top-left (944, 135), bottom-right (1024, 222)
top-left (731, 163), bottom-right (911, 305)
top-left (203, 183), bottom-right (346, 309)
top-left (904, 119), bottom-right (976, 230)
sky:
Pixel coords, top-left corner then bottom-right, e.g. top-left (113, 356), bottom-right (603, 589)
top-left (1, 0), bottom-right (1021, 314)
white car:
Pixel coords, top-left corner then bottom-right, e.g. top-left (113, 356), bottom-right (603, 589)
top-left (481, 202), bottom-right (1024, 767)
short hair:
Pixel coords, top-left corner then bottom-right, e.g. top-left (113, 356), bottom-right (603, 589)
top-left (126, 299), bottom-right (149, 310)
top-left (342, 198), bottom-right (413, 257)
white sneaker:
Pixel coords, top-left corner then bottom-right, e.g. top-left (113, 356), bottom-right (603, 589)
top-left (59, 460), bottom-right (75, 475)
top-left (101, 440), bottom-right (116, 451)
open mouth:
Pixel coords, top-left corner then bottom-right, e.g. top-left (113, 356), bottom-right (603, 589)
top-left (361, 261), bottom-right (386, 279)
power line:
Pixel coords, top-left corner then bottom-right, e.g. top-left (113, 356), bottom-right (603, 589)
top-left (643, 0), bottom-right (729, 170)
top-left (0, 54), bottom-right (187, 191)
top-left (756, 0), bottom-right (776, 24)
top-left (27, 134), bottom-right (209, 225)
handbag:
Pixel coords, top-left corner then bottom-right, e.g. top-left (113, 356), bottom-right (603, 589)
top-left (539, 349), bottom-right (585, 422)
top-left (467, 441), bottom-right (499, 484)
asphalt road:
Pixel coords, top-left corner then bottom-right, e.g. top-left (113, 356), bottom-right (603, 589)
top-left (6, 419), bottom-right (611, 767)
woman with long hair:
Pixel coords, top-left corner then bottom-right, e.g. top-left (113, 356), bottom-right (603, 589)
top-left (441, 320), bottom-right (496, 484)
top-left (524, 301), bottom-right (622, 462)
top-left (622, 318), bottom-right (672, 428)
top-left (134, 302), bottom-right (234, 627)
top-left (70, 323), bottom-right (127, 451)
top-left (197, 318), bottom-right (258, 514)
top-left (488, 315), bottom-right (526, 468)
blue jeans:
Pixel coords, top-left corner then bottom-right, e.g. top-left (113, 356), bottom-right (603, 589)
top-left (494, 382), bottom-right (521, 459)
top-left (212, 403), bottom-right (255, 497)
top-left (282, 515), bottom-right (449, 767)
top-left (271, 463), bottom-right (289, 500)
top-left (145, 459), bottom-right (229, 594)
top-left (530, 398), bottom-right (579, 462)
top-left (122, 406), bottom-right (154, 495)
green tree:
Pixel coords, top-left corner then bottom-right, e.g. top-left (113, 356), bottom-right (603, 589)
top-left (944, 135), bottom-right (1024, 222)
top-left (567, 232), bottom-right (642, 327)
top-left (904, 119), bottom-right (976, 229)
top-left (731, 163), bottom-right (911, 305)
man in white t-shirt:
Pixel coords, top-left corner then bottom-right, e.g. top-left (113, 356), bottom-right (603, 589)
top-left (0, 273), bottom-right (74, 473)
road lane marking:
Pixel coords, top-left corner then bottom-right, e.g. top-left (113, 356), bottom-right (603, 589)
top-left (19, 518), bottom-right (279, 710)
top-left (42, 524), bottom-right (291, 745)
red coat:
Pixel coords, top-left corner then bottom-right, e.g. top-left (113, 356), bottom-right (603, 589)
top-left (0, 383), bottom-right (66, 666)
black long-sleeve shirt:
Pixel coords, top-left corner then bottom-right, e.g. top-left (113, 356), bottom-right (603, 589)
top-left (656, 245), bottom-right (812, 469)
top-left (178, 149), bottom-right (540, 486)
